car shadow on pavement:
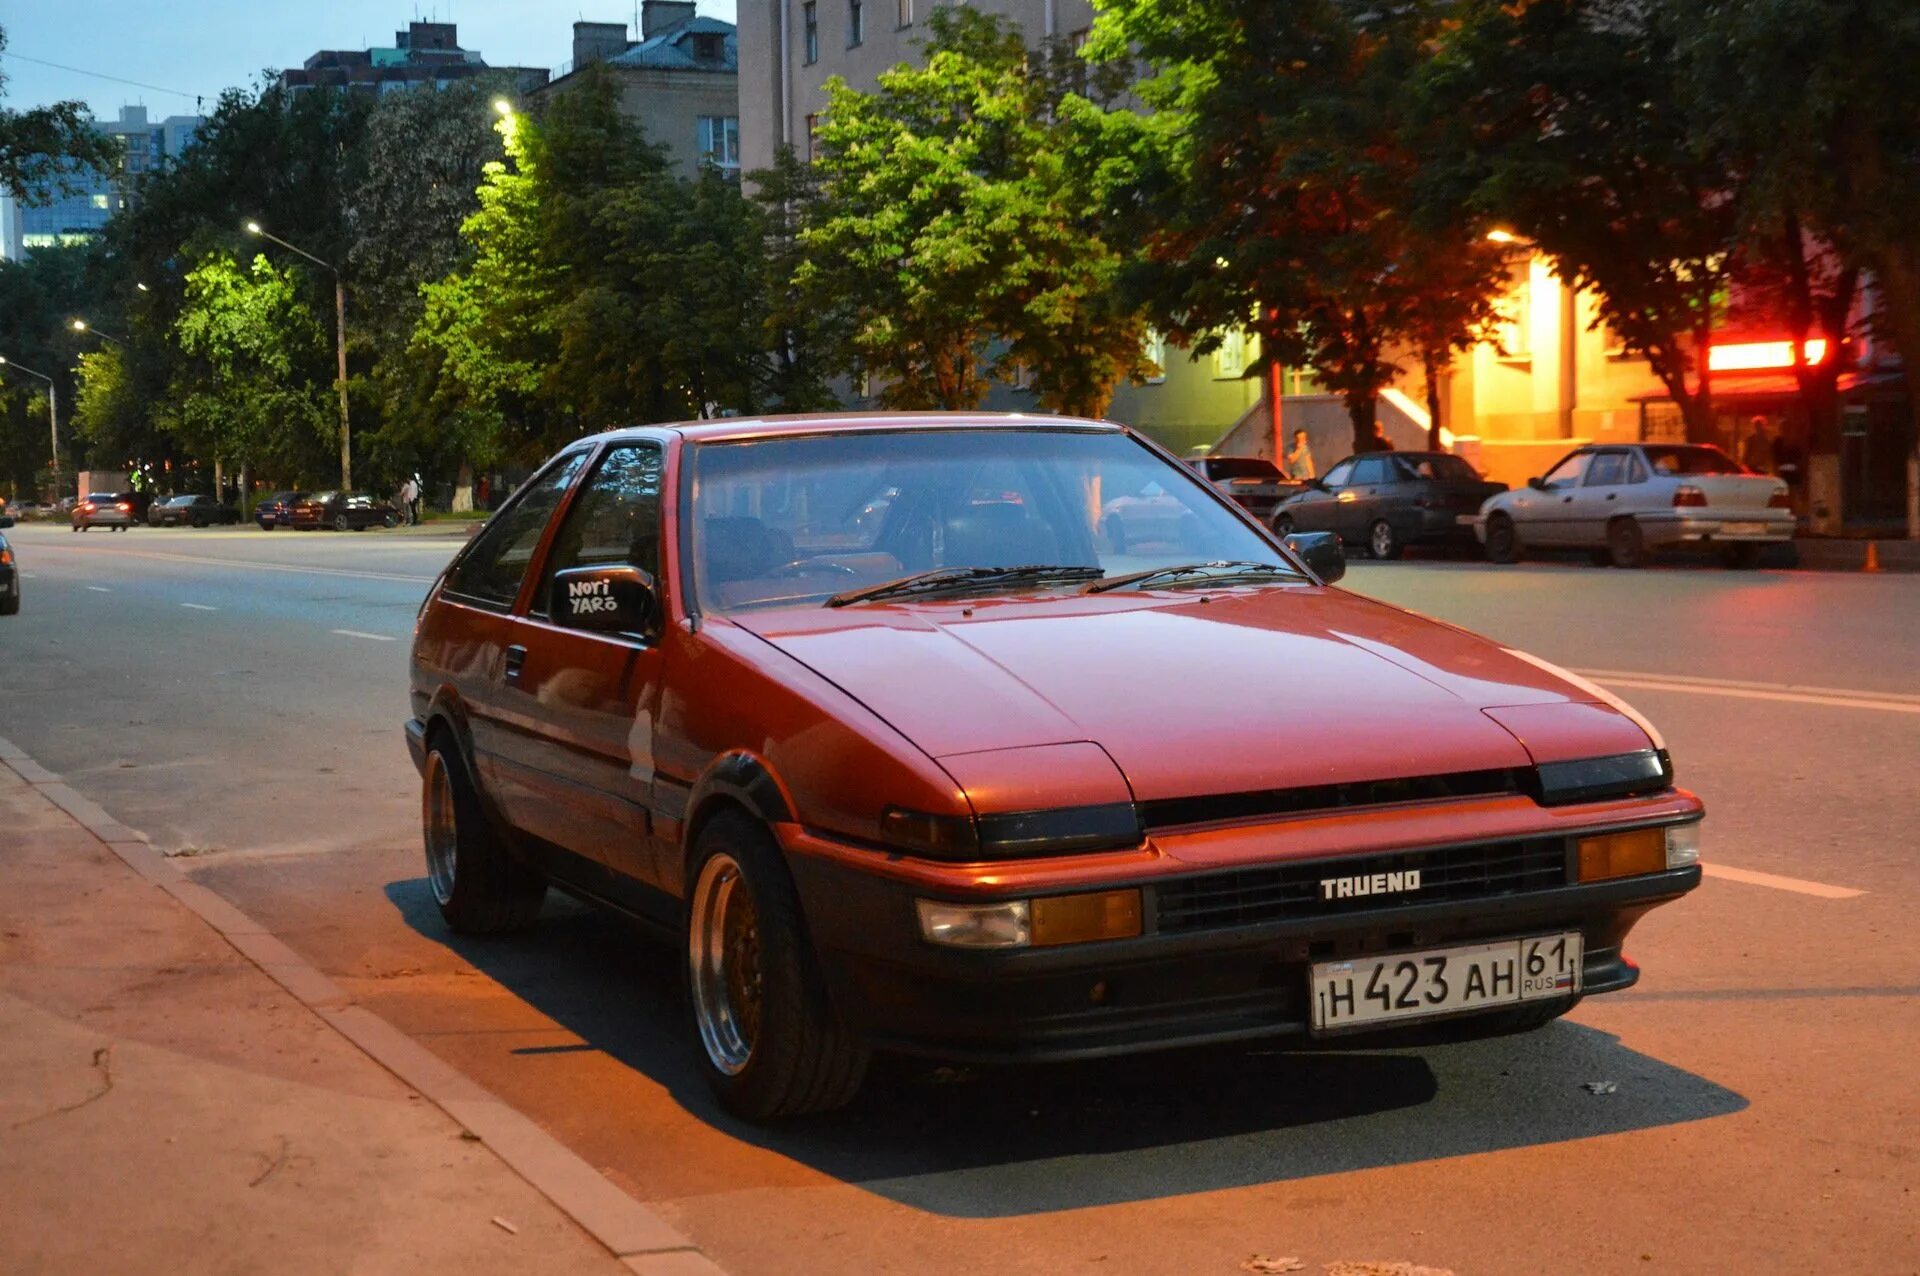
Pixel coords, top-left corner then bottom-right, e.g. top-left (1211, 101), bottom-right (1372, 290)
top-left (386, 876), bottom-right (1748, 1219)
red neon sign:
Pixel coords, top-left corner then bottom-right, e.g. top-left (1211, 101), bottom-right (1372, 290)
top-left (1708, 339), bottom-right (1830, 372)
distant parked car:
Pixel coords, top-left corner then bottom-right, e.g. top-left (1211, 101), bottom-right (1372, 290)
top-left (291, 491), bottom-right (398, 531)
top-left (0, 514), bottom-right (17, 615)
top-left (149, 494), bottom-right (242, 528)
top-left (254, 491), bottom-right (309, 529)
top-left (1187, 455), bottom-right (1305, 524)
top-left (1475, 443), bottom-right (1794, 568)
top-left (72, 492), bottom-right (136, 531)
top-left (1275, 452), bottom-right (1508, 559)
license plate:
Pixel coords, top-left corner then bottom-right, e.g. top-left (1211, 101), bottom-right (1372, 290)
top-left (1309, 932), bottom-right (1582, 1031)
top-left (1455, 513), bottom-right (1479, 525)
top-left (1719, 521), bottom-right (1766, 536)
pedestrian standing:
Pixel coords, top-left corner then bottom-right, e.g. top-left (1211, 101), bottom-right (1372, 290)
top-left (1285, 429), bottom-right (1317, 481)
top-left (1741, 416), bottom-right (1774, 474)
top-left (397, 475), bottom-right (418, 525)
top-left (1367, 424), bottom-right (1396, 452)
top-left (409, 471), bottom-right (423, 525)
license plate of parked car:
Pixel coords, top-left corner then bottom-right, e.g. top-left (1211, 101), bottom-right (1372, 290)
top-left (1718, 522), bottom-right (1766, 536)
top-left (1310, 932), bottom-right (1584, 1031)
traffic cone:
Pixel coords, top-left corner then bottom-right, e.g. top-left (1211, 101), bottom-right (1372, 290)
top-left (1864, 542), bottom-right (1882, 573)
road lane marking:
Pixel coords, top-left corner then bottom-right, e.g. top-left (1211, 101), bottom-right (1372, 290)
top-left (86, 585), bottom-right (111, 592)
top-left (18, 542), bottom-right (438, 585)
top-left (1575, 668), bottom-right (1920, 716)
top-left (1703, 863), bottom-right (1864, 899)
top-left (330, 628), bottom-right (397, 642)
top-left (180, 603), bottom-right (217, 611)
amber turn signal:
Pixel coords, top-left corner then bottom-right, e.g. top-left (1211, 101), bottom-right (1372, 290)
top-left (1577, 828), bottom-right (1667, 882)
top-left (1031, 889), bottom-right (1143, 947)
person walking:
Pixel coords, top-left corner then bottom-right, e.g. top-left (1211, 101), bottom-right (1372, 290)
top-left (396, 475), bottom-right (419, 526)
top-left (1284, 429), bottom-right (1317, 480)
top-left (408, 471), bottom-right (423, 525)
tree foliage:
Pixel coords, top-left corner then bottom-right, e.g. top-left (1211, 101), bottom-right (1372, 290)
top-left (0, 24), bottom-right (120, 202)
top-left (1093, 0), bottom-right (1508, 449)
top-left (801, 7), bottom-right (1153, 417)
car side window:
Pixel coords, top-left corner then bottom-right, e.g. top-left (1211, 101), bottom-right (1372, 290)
top-left (1351, 457), bottom-right (1389, 485)
top-left (1584, 452), bottom-right (1629, 486)
top-left (1626, 453), bottom-right (1649, 484)
top-left (535, 443), bottom-right (666, 620)
top-left (444, 451), bottom-right (590, 608)
top-left (1321, 460), bottom-right (1356, 488)
top-left (1541, 452), bottom-right (1592, 489)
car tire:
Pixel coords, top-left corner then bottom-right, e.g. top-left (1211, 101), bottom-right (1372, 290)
top-left (1720, 543), bottom-right (1764, 570)
top-left (72, 525), bottom-right (82, 532)
top-left (191, 520), bottom-right (205, 529)
top-left (0, 588), bottom-right (18, 616)
top-left (1368, 519), bottom-right (1402, 561)
top-left (1483, 513), bottom-right (1520, 564)
top-left (687, 811), bottom-right (869, 1120)
top-left (383, 514), bottom-right (397, 529)
top-left (333, 514), bottom-right (350, 532)
top-left (1273, 513), bottom-right (1295, 537)
top-left (422, 734), bottom-right (545, 935)
top-left (1607, 517), bottom-right (1647, 568)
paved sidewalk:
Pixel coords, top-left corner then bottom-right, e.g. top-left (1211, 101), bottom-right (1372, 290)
top-left (0, 761), bottom-right (669, 1276)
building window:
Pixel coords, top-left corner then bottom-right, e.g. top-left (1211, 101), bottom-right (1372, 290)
top-left (848, 0), bottom-right (864, 48)
top-left (1212, 327), bottom-right (1249, 380)
top-left (699, 116), bottom-right (741, 172)
top-left (1067, 28), bottom-right (1091, 95)
top-left (91, 194), bottom-right (111, 209)
top-left (803, 2), bottom-right (819, 64)
top-left (1142, 329), bottom-right (1167, 384)
top-left (897, 0), bottom-right (913, 28)
top-left (691, 31), bottom-right (726, 62)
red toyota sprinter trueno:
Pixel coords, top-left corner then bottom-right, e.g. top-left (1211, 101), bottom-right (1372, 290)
top-left (407, 414), bottom-right (1702, 1118)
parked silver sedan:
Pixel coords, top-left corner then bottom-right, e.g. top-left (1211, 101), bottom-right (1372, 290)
top-left (1475, 444), bottom-right (1793, 568)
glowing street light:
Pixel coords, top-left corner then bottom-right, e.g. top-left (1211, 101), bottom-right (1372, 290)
top-left (135, 282), bottom-right (150, 292)
top-left (244, 218), bottom-right (353, 489)
top-left (1486, 228), bottom-right (1522, 245)
top-left (70, 318), bottom-right (126, 346)
top-left (0, 354), bottom-right (65, 487)
top-left (493, 98), bottom-right (513, 116)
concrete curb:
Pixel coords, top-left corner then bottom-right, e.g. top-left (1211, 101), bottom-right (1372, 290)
top-left (0, 734), bottom-right (725, 1276)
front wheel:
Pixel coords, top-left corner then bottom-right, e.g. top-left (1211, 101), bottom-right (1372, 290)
top-left (422, 737), bottom-right (545, 934)
top-left (1368, 519), bottom-right (1402, 561)
top-left (333, 514), bottom-right (350, 532)
top-left (1483, 513), bottom-right (1519, 564)
top-left (1607, 517), bottom-right (1647, 569)
top-left (687, 812), bottom-right (869, 1120)
top-left (383, 514), bottom-right (397, 529)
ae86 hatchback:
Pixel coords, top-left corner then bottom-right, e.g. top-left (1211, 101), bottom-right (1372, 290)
top-left (407, 414), bottom-right (1702, 1119)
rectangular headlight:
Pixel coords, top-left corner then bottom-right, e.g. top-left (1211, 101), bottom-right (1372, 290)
top-left (1535, 751), bottom-right (1673, 806)
top-left (916, 899), bottom-right (1030, 948)
top-left (1576, 827), bottom-right (1667, 882)
top-left (1665, 821), bottom-right (1701, 869)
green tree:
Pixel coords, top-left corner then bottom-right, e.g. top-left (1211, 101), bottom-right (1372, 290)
top-left (801, 7), bottom-right (1152, 415)
top-left (1676, 0), bottom-right (1920, 529)
top-left (168, 253), bottom-right (334, 481)
top-left (1421, 0), bottom-right (1745, 443)
top-left (0, 24), bottom-right (119, 200)
top-left (1093, 0), bottom-right (1507, 450)
top-left (0, 245), bottom-right (95, 488)
top-left (750, 146), bottom-right (846, 412)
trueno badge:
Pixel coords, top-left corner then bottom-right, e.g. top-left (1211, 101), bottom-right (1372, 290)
top-left (1319, 869), bottom-right (1422, 901)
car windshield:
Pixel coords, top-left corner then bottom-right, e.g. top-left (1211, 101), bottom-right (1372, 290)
top-left (1397, 454), bottom-right (1480, 482)
top-left (1643, 445), bottom-right (1747, 476)
top-left (309, 492), bottom-right (338, 502)
top-left (689, 428), bottom-right (1293, 611)
top-left (86, 493), bottom-right (117, 502)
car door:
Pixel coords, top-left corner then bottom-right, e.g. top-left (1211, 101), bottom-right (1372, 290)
top-left (1287, 458), bottom-right (1356, 533)
top-left (433, 450), bottom-right (593, 839)
top-left (1571, 449), bottom-right (1633, 544)
top-left (1514, 450), bottom-right (1593, 545)
top-left (491, 441), bottom-right (674, 909)
top-left (1339, 456), bottom-right (1392, 541)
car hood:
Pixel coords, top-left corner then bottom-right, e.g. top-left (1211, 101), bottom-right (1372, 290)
top-left (729, 585), bottom-right (1646, 803)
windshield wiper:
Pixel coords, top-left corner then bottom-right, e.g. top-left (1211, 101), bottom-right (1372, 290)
top-left (1084, 560), bottom-right (1300, 594)
top-left (826, 564), bottom-right (1104, 607)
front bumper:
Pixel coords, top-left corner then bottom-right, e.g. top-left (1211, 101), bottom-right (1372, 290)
top-left (782, 828), bottom-right (1698, 1063)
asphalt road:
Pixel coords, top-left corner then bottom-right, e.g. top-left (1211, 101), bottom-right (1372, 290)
top-left (2, 521), bottom-right (1915, 1274)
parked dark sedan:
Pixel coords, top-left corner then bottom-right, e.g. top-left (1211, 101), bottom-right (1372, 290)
top-left (149, 494), bottom-right (243, 527)
top-left (0, 514), bottom-right (17, 615)
top-left (291, 491), bottom-right (398, 531)
top-left (254, 491), bottom-right (310, 529)
top-left (1274, 451), bottom-right (1508, 559)
top-left (1188, 455), bottom-right (1304, 524)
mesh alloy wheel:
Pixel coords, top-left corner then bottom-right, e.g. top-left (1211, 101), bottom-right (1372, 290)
top-left (688, 851), bottom-right (763, 1076)
top-left (423, 749), bottom-right (458, 908)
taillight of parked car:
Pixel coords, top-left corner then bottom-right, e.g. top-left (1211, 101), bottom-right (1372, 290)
top-left (80, 502), bottom-right (95, 513)
top-left (1768, 488), bottom-right (1792, 509)
top-left (0, 548), bottom-right (11, 565)
top-left (1672, 485), bottom-right (1708, 508)
top-left (116, 503), bottom-right (131, 512)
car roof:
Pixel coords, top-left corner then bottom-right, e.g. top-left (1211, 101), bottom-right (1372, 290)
top-left (572, 411), bottom-right (1123, 448)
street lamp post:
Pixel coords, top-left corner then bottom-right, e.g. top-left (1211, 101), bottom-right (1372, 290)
top-left (244, 220), bottom-right (352, 490)
top-left (70, 319), bottom-right (127, 347)
top-left (0, 355), bottom-right (64, 493)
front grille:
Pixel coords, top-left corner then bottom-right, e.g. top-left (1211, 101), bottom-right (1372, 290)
top-left (1154, 838), bottom-right (1569, 933)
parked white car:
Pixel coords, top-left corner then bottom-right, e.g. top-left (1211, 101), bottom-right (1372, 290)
top-left (1475, 443), bottom-right (1793, 568)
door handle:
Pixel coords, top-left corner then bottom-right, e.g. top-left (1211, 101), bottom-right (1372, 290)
top-left (1606, 493), bottom-right (1617, 500)
top-left (1562, 496), bottom-right (1574, 503)
top-left (503, 644), bottom-right (527, 684)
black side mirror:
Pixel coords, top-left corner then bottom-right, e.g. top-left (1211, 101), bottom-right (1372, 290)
top-left (1284, 530), bottom-right (1345, 584)
top-left (551, 565), bottom-right (658, 636)
top-left (0, 516), bottom-right (13, 529)
top-left (1527, 476), bottom-right (1547, 491)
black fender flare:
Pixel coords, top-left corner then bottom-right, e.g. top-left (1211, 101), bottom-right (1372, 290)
top-left (673, 750), bottom-right (796, 896)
